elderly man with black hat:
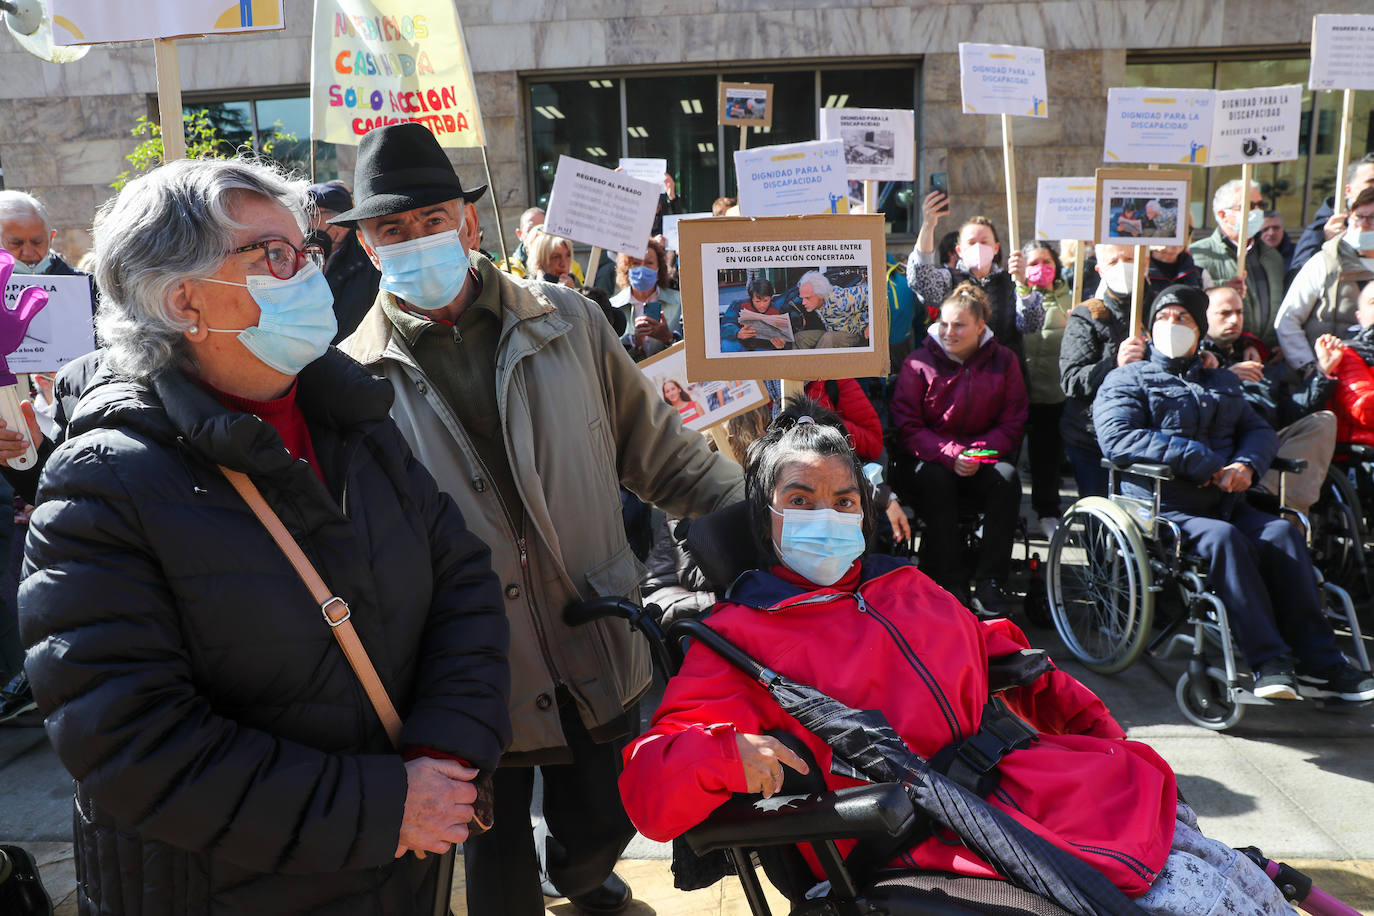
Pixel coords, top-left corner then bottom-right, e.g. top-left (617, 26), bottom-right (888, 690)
top-left (1093, 284), bottom-right (1374, 705)
top-left (335, 123), bottom-right (744, 914)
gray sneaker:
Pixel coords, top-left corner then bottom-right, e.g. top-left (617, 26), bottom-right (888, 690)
top-left (1252, 658), bottom-right (1300, 701)
top-left (0, 673), bottom-right (38, 726)
top-left (1297, 662), bottom-right (1374, 702)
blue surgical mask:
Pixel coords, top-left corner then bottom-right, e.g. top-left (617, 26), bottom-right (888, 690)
top-left (375, 229), bottom-right (470, 310)
top-left (628, 265), bottom-right (658, 292)
top-left (1344, 226), bottom-right (1374, 253)
top-left (201, 262), bottom-right (337, 375)
top-left (9, 252), bottom-right (53, 275)
top-left (769, 506), bottom-right (865, 586)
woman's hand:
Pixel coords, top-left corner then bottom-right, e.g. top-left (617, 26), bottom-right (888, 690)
top-left (916, 191), bottom-right (950, 254)
top-left (885, 499), bottom-right (911, 543)
top-left (1315, 334), bottom-right (1344, 376)
top-left (1007, 250), bottom-right (1027, 286)
top-left (736, 733), bottom-right (809, 798)
top-left (557, 273), bottom-right (577, 289)
top-left (633, 315), bottom-right (672, 345)
top-left (0, 400), bottom-right (42, 462)
top-left (395, 758), bottom-right (479, 857)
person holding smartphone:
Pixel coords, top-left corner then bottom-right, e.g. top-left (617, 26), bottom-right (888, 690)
top-left (611, 237), bottom-right (681, 358)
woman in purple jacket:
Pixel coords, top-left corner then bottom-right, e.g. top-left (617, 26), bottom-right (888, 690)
top-left (890, 282), bottom-right (1029, 616)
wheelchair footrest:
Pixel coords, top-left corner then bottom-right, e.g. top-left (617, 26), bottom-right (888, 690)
top-left (684, 783), bottom-right (918, 856)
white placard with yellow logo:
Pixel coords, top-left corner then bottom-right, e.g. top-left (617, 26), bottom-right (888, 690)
top-left (958, 43), bottom-right (1048, 118)
top-left (734, 140), bottom-right (849, 218)
top-left (1103, 87), bottom-right (1215, 165)
top-left (1034, 177), bottom-right (1096, 241)
top-left (50, 0), bottom-right (283, 43)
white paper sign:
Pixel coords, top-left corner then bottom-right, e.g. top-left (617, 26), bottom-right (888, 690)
top-left (617, 158), bottom-right (668, 190)
top-left (662, 212), bottom-right (712, 251)
top-left (1035, 177), bottom-right (1097, 241)
top-left (734, 140), bottom-right (849, 218)
top-left (52, 0), bottom-right (283, 43)
top-left (1103, 87), bottom-right (1215, 165)
top-left (958, 43), bottom-right (1048, 118)
top-left (4, 275), bottom-right (96, 373)
top-left (1208, 85), bottom-right (1303, 167)
top-left (1309, 14), bottom-right (1374, 91)
top-left (544, 156), bottom-right (660, 258)
top-left (818, 108), bottom-right (916, 182)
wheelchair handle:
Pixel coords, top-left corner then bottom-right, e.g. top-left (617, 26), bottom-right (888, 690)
top-left (564, 596), bottom-right (680, 679)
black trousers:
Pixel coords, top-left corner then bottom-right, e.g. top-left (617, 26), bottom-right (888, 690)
top-left (462, 695), bottom-right (636, 915)
top-left (1027, 402), bottom-right (1065, 520)
top-left (909, 460), bottom-right (1020, 593)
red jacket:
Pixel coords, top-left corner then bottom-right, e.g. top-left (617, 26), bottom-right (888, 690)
top-left (1333, 347), bottom-right (1374, 448)
top-left (804, 379), bottom-right (884, 462)
top-left (890, 329), bottom-right (1028, 469)
top-left (620, 558), bottom-right (1176, 897)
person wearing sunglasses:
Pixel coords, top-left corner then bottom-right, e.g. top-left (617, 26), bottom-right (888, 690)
top-left (16, 156), bottom-right (513, 916)
top-left (1276, 186), bottom-right (1374, 374)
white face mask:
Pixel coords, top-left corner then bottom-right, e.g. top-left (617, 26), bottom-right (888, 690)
top-left (1103, 260), bottom-right (1133, 296)
top-left (960, 243), bottom-right (996, 274)
top-left (1151, 321), bottom-right (1197, 360)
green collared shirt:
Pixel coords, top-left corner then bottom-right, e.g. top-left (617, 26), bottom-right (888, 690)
top-left (382, 257), bottom-right (524, 531)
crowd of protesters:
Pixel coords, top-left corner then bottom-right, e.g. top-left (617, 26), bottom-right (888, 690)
top-left (0, 134), bottom-right (1371, 916)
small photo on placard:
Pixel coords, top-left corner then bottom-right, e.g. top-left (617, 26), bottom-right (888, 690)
top-left (1094, 169), bottom-right (1191, 247)
top-left (719, 82), bottom-right (774, 127)
top-left (637, 341), bottom-right (770, 432)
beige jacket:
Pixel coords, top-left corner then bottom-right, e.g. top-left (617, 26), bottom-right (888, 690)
top-left (341, 263), bottom-right (743, 762)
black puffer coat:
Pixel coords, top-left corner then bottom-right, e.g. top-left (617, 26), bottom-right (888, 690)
top-left (18, 349), bottom-right (511, 915)
top-left (1058, 288), bottom-right (1133, 452)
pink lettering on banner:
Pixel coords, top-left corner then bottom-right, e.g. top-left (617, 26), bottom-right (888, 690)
top-left (352, 111), bottom-right (472, 137)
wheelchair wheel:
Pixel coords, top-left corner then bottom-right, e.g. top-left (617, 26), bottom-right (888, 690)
top-left (1310, 466), bottom-right (1370, 599)
top-left (1046, 497), bottom-right (1154, 674)
top-left (1175, 668), bottom-right (1244, 731)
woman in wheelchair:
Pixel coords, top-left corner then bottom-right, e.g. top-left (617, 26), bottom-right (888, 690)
top-left (620, 398), bottom-right (1297, 916)
top-left (888, 282), bottom-right (1027, 616)
top-left (1094, 285), bottom-right (1374, 703)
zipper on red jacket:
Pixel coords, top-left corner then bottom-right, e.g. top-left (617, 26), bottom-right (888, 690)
top-left (853, 590), bottom-right (964, 744)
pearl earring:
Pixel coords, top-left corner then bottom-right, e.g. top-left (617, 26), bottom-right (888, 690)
top-left (189, 325), bottom-right (199, 333)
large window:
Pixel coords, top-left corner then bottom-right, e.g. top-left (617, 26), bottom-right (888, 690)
top-left (177, 87), bottom-right (337, 182)
top-left (1127, 54), bottom-right (1374, 238)
top-left (528, 63), bottom-right (921, 237)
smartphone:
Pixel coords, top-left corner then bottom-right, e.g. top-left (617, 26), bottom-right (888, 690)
top-left (929, 171), bottom-right (948, 195)
top-left (643, 300), bottom-right (663, 322)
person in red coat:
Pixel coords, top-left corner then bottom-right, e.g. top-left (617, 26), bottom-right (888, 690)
top-left (889, 282), bottom-right (1028, 615)
top-left (802, 377), bottom-right (883, 462)
top-left (1328, 280), bottom-right (1374, 448)
top-left (619, 400), bottom-right (1296, 916)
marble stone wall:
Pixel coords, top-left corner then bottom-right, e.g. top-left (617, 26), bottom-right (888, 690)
top-left (0, 0), bottom-right (1331, 260)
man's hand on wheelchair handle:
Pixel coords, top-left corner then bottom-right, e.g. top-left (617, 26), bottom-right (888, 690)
top-left (736, 733), bottom-right (810, 798)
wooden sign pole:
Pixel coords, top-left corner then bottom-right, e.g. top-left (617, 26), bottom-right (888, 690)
top-left (586, 246), bottom-right (602, 284)
top-left (781, 379), bottom-right (806, 403)
top-left (1235, 162), bottom-right (1254, 282)
top-left (153, 38), bottom-right (186, 162)
top-left (479, 145), bottom-right (511, 266)
top-left (706, 425), bottom-right (734, 460)
top-left (863, 180), bottom-right (877, 216)
top-left (1333, 89), bottom-right (1356, 217)
top-left (1130, 245), bottom-right (1149, 337)
top-left (1000, 114), bottom-right (1020, 252)
top-left (740, 125), bottom-right (749, 152)
top-left (1071, 241), bottom-right (1085, 305)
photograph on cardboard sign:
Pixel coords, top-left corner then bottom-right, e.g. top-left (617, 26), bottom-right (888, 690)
top-left (840, 128), bottom-right (896, 167)
top-left (707, 254), bottom-right (874, 357)
top-left (1106, 196), bottom-right (1180, 239)
top-left (718, 82), bottom-right (773, 127)
top-left (637, 341), bottom-right (769, 432)
top-left (1094, 169), bottom-right (1191, 248)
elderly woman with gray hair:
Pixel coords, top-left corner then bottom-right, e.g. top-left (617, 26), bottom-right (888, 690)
top-left (17, 157), bottom-right (512, 915)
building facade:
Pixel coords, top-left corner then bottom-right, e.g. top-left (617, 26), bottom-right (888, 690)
top-left (0, 0), bottom-right (1369, 261)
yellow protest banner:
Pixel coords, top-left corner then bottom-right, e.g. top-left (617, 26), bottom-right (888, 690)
top-left (310, 0), bottom-right (484, 148)
top-left (49, 0), bottom-right (284, 43)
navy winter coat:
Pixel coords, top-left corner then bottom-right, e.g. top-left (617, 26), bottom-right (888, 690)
top-left (1093, 349), bottom-right (1278, 514)
top-left (19, 350), bottom-right (511, 915)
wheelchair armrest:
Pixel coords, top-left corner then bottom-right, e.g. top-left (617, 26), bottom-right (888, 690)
top-left (1345, 443), bottom-right (1374, 462)
top-left (683, 783), bottom-right (918, 856)
top-left (1270, 457), bottom-right (1308, 474)
top-left (1099, 458), bottom-right (1174, 480)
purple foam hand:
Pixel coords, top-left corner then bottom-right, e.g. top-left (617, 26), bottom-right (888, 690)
top-left (0, 249), bottom-right (50, 386)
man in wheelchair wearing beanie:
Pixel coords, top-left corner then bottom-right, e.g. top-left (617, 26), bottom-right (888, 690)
top-left (1094, 284), bottom-right (1374, 703)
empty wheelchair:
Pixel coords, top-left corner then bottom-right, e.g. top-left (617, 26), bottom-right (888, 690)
top-left (1045, 458), bottom-right (1371, 730)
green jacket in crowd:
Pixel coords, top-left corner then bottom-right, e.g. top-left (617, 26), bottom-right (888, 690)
top-left (1190, 227), bottom-right (1285, 350)
top-left (1022, 278), bottom-right (1073, 405)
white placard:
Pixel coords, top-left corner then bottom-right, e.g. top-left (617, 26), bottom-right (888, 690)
top-left (662, 212), bottom-right (712, 251)
top-left (1034, 177), bottom-right (1097, 241)
top-left (734, 140), bottom-right (849, 218)
top-left (1208, 85), bottom-right (1303, 167)
top-left (52, 0), bottom-right (283, 43)
top-left (1103, 87), bottom-right (1215, 165)
top-left (1309, 14), bottom-right (1374, 91)
top-left (543, 156), bottom-right (660, 258)
top-left (819, 108), bottom-right (916, 182)
top-left (958, 43), bottom-right (1048, 118)
top-left (618, 158), bottom-right (668, 190)
top-left (4, 275), bottom-right (96, 373)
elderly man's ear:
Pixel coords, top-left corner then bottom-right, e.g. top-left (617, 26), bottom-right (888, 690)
top-left (460, 202), bottom-right (480, 251)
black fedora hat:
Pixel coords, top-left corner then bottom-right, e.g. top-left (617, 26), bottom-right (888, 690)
top-left (328, 123), bottom-right (486, 227)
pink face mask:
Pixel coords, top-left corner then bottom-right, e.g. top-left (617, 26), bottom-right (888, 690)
top-left (960, 243), bottom-right (996, 273)
top-left (1026, 262), bottom-right (1056, 289)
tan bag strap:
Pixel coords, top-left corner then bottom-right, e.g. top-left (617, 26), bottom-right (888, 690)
top-left (219, 466), bottom-right (403, 749)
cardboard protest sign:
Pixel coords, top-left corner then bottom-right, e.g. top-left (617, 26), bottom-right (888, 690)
top-left (734, 140), bottom-right (849, 218)
top-left (543, 156), bottom-right (660, 258)
top-left (819, 108), bottom-right (916, 182)
top-left (638, 342), bottom-right (769, 432)
top-left (719, 83), bottom-right (773, 127)
top-left (310, 0), bottom-right (484, 147)
top-left (1208, 85), bottom-right (1303, 167)
top-left (678, 214), bottom-right (888, 382)
top-left (618, 158), bottom-right (668, 190)
top-left (1309, 14), bottom-right (1374, 91)
top-left (1094, 169), bottom-right (1191, 247)
top-left (51, 0), bottom-right (283, 42)
top-left (1034, 177), bottom-right (1097, 241)
top-left (958, 43), bottom-right (1048, 117)
top-left (3, 275), bottom-right (95, 373)
top-left (662, 212), bottom-right (712, 252)
top-left (1103, 88), bottom-right (1215, 165)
